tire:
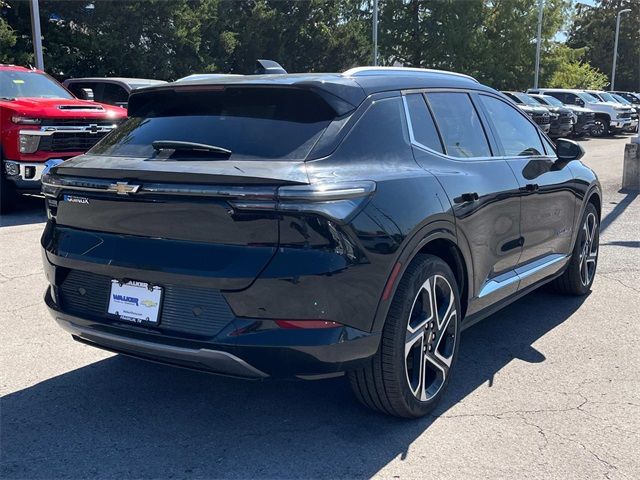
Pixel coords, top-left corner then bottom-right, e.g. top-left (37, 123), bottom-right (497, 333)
top-left (550, 203), bottom-right (599, 295)
top-left (348, 254), bottom-right (462, 418)
top-left (590, 116), bottom-right (609, 138)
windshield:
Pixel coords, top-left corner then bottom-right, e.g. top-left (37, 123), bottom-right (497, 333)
top-left (90, 88), bottom-right (336, 160)
top-left (578, 92), bottom-right (600, 103)
top-left (598, 92), bottom-right (617, 103)
top-left (0, 70), bottom-right (74, 99)
top-left (612, 94), bottom-right (631, 105)
top-left (541, 95), bottom-right (564, 107)
top-left (511, 92), bottom-right (540, 106)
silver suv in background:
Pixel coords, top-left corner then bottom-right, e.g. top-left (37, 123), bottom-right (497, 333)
top-left (527, 88), bottom-right (634, 137)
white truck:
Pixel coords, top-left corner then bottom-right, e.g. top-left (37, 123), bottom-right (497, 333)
top-left (527, 88), bottom-right (635, 137)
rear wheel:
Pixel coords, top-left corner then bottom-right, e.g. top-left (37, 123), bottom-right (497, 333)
top-left (348, 254), bottom-right (461, 418)
top-left (550, 203), bottom-right (599, 295)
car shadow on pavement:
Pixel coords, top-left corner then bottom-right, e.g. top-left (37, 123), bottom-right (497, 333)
top-left (0, 194), bottom-right (46, 228)
top-left (1, 290), bottom-right (587, 479)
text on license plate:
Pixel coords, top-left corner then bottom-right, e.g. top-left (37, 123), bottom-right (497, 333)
top-left (108, 280), bottom-right (162, 324)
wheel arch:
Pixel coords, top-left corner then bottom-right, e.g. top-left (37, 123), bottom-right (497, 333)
top-left (371, 220), bottom-right (472, 333)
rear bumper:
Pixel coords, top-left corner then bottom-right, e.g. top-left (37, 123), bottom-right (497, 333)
top-left (44, 286), bottom-right (380, 379)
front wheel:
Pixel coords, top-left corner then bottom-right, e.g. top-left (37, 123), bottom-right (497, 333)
top-left (590, 117), bottom-right (609, 137)
top-left (348, 254), bottom-right (461, 418)
top-left (550, 203), bottom-right (599, 295)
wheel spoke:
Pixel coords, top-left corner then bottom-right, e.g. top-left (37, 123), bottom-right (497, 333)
top-left (404, 272), bottom-right (458, 403)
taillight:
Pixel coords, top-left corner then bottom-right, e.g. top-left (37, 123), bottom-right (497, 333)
top-left (230, 181), bottom-right (376, 222)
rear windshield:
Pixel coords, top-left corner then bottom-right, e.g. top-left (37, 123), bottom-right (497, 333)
top-left (90, 88), bottom-right (336, 160)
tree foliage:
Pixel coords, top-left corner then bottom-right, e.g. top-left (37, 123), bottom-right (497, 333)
top-left (0, 0), bottom-right (623, 92)
top-left (544, 45), bottom-right (609, 89)
top-left (567, 0), bottom-right (640, 91)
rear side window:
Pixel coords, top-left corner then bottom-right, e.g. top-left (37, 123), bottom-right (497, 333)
top-left (425, 92), bottom-right (491, 158)
top-left (404, 94), bottom-right (443, 153)
top-left (479, 95), bottom-right (545, 157)
top-left (335, 96), bottom-right (409, 161)
top-left (90, 88), bottom-right (336, 160)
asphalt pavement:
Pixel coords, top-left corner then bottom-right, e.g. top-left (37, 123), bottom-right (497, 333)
top-left (1, 136), bottom-right (639, 479)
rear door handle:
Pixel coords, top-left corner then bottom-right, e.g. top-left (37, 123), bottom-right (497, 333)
top-left (454, 192), bottom-right (479, 204)
top-left (524, 183), bottom-right (539, 192)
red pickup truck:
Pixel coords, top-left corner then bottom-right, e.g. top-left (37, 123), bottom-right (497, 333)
top-left (1, 65), bottom-right (127, 214)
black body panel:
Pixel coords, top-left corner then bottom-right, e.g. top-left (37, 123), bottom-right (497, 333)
top-left (41, 70), bottom-right (600, 379)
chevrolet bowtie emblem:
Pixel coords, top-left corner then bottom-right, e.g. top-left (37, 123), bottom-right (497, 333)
top-left (108, 182), bottom-right (140, 195)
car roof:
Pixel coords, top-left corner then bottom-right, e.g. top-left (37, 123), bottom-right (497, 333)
top-left (64, 77), bottom-right (166, 87)
top-left (131, 67), bottom-right (495, 115)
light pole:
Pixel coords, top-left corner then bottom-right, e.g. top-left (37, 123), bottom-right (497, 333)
top-left (372, 0), bottom-right (379, 66)
top-left (611, 8), bottom-right (631, 91)
top-left (533, 0), bottom-right (544, 88)
top-left (29, 0), bottom-right (44, 70)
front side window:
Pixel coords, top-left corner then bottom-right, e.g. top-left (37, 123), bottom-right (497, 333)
top-left (425, 92), bottom-right (491, 158)
top-left (0, 70), bottom-right (73, 99)
top-left (479, 95), bottom-right (545, 157)
top-left (404, 93), bottom-right (443, 153)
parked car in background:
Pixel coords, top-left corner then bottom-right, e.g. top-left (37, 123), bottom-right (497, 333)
top-left (513, 93), bottom-right (574, 139)
top-left (0, 65), bottom-right (127, 214)
top-left (529, 93), bottom-right (595, 138)
top-left (63, 77), bottom-right (166, 108)
top-left (41, 67), bottom-right (601, 418)
top-left (608, 93), bottom-right (639, 133)
top-left (610, 91), bottom-right (640, 106)
top-left (501, 91), bottom-right (551, 133)
top-left (528, 88), bottom-right (634, 137)
top-left (585, 90), bottom-right (638, 133)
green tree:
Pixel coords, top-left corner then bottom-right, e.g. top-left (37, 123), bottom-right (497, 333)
top-left (541, 44), bottom-right (609, 89)
top-left (567, 0), bottom-right (640, 91)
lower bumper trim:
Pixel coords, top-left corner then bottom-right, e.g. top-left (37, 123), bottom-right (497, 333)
top-left (55, 317), bottom-right (269, 379)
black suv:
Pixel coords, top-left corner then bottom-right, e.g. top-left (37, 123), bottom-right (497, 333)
top-left (41, 68), bottom-right (601, 418)
top-left (501, 91), bottom-right (552, 134)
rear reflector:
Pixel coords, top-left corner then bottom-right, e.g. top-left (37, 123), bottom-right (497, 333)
top-left (275, 320), bottom-right (342, 329)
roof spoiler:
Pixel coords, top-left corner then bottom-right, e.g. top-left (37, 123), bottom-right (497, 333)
top-left (253, 59), bottom-right (287, 75)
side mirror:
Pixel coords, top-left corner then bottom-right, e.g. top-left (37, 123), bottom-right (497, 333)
top-left (80, 88), bottom-right (94, 101)
top-left (556, 138), bottom-right (585, 162)
top-left (574, 98), bottom-right (584, 106)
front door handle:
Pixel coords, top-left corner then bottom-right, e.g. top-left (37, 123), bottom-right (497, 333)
top-left (454, 192), bottom-right (480, 204)
top-left (524, 183), bottom-right (539, 192)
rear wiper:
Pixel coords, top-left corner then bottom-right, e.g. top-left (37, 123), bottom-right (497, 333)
top-left (152, 140), bottom-right (232, 156)
top-left (0, 96), bottom-right (16, 101)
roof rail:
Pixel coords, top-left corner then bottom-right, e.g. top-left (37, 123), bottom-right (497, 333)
top-left (342, 66), bottom-right (478, 83)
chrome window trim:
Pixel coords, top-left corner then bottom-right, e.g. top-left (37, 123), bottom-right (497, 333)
top-left (401, 92), bottom-right (555, 163)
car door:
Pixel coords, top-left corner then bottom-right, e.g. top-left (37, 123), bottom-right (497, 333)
top-left (403, 91), bottom-right (523, 316)
top-left (476, 93), bottom-right (576, 290)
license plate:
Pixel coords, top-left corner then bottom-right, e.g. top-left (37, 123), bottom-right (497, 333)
top-left (108, 280), bottom-right (162, 324)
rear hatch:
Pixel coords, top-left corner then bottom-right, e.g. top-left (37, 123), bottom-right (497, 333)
top-left (44, 86), bottom-right (340, 290)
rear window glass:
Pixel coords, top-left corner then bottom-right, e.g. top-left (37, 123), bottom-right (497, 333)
top-left (90, 88), bottom-right (336, 160)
